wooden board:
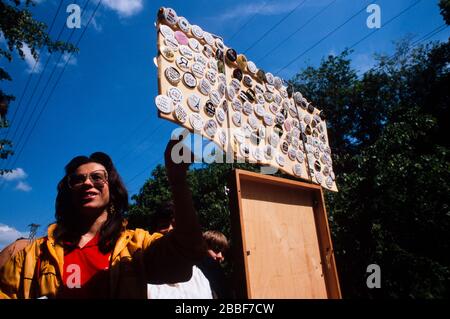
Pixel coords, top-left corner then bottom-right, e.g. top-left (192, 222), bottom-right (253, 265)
top-left (229, 169), bottom-right (341, 299)
top-left (155, 7), bottom-right (338, 192)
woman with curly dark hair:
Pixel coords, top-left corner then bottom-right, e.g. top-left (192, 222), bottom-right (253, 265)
top-left (0, 138), bottom-right (205, 299)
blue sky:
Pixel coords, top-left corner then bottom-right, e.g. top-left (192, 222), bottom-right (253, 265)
top-left (0, 0), bottom-right (448, 247)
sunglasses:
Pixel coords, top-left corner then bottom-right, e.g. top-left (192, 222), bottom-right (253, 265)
top-left (68, 169), bottom-right (108, 189)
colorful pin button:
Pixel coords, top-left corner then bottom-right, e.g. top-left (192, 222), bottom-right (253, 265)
top-left (163, 7), bottom-right (178, 25)
top-left (160, 46), bottom-right (175, 62)
top-left (236, 54), bottom-right (247, 71)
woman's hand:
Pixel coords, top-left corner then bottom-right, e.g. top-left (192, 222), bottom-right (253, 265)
top-left (164, 133), bottom-right (194, 185)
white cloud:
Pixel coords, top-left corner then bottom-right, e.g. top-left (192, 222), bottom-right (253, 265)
top-left (21, 43), bottom-right (42, 74)
top-left (0, 224), bottom-right (28, 250)
top-left (15, 181), bottom-right (32, 192)
top-left (0, 168), bottom-right (27, 181)
top-left (102, 0), bottom-right (144, 18)
top-left (57, 52), bottom-right (77, 68)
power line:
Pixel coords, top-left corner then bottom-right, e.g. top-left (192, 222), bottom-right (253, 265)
top-left (275, 1), bottom-right (373, 76)
top-left (255, 0), bottom-right (338, 64)
top-left (3, 0), bottom-right (87, 169)
top-left (7, 0), bottom-right (102, 172)
top-left (244, 0), bottom-right (308, 54)
top-left (348, 0), bottom-right (422, 51)
top-left (2, 0), bottom-right (66, 141)
top-left (126, 155), bottom-right (164, 187)
top-left (227, 1), bottom-right (271, 43)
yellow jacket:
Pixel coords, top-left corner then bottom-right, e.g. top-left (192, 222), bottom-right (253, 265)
top-left (0, 224), bottom-right (204, 299)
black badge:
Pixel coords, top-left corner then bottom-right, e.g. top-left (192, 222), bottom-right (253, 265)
top-left (307, 103), bottom-right (314, 114)
top-left (204, 100), bottom-right (216, 117)
top-left (274, 124), bottom-right (284, 137)
top-left (256, 69), bottom-right (266, 83)
top-left (239, 91), bottom-right (249, 103)
top-left (243, 75), bottom-right (253, 88)
top-left (226, 48), bottom-right (237, 62)
top-left (287, 84), bottom-right (294, 98)
top-left (233, 68), bottom-right (243, 81)
top-left (215, 48), bottom-right (224, 61)
top-left (319, 111), bottom-right (326, 121)
top-left (245, 88), bottom-right (256, 103)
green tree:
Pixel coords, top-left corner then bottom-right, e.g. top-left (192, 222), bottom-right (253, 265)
top-left (0, 0), bottom-right (77, 174)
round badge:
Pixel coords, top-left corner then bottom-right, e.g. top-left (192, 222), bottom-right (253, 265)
top-left (177, 16), bottom-right (190, 33)
top-left (167, 87), bottom-right (183, 103)
top-left (189, 113), bottom-right (204, 131)
top-left (191, 25), bottom-right (204, 39)
top-left (256, 94), bottom-right (265, 105)
top-left (269, 103), bottom-right (279, 115)
top-left (279, 88), bottom-right (288, 99)
top-left (233, 68), bottom-right (243, 81)
top-left (265, 72), bottom-right (274, 85)
top-left (281, 141), bottom-right (289, 154)
top-left (276, 154), bottom-right (285, 167)
top-left (289, 105), bottom-right (298, 118)
top-left (250, 130), bottom-right (260, 145)
top-left (242, 123), bottom-right (252, 138)
top-left (188, 38), bottom-right (201, 52)
top-left (165, 67), bottom-right (181, 85)
top-left (247, 61), bottom-right (257, 74)
top-left (205, 69), bottom-right (217, 86)
top-left (187, 93), bottom-right (201, 112)
top-left (293, 164), bottom-right (302, 177)
top-left (287, 85), bottom-right (294, 98)
top-left (243, 102), bottom-right (253, 116)
top-left (164, 36), bottom-right (179, 51)
top-left (243, 75), bottom-right (253, 88)
top-left (274, 124), bottom-right (284, 137)
top-left (315, 172), bottom-right (323, 184)
top-left (163, 7), bottom-right (178, 25)
top-left (326, 176), bottom-right (333, 188)
top-left (204, 119), bottom-right (218, 137)
top-left (274, 94), bottom-right (282, 106)
top-left (255, 84), bottom-right (265, 95)
top-left (239, 91), bottom-right (249, 103)
top-left (288, 147), bottom-right (296, 161)
top-left (263, 113), bottom-right (274, 126)
top-left (204, 100), bottom-right (216, 117)
top-left (174, 104), bottom-right (187, 123)
top-left (176, 56), bottom-right (190, 71)
top-left (264, 92), bottom-right (274, 103)
top-left (232, 112), bottom-right (242, 127)
top-left (256, 69), bottom-right (266, 82)
top-left (182, 72), bottom-right (197, 89)
top-left (191, 62), bottom-right (205, 78)
top-left (265, 83), bottom-right (275, 93)
top-left (239, 144), bottom-right (250, 158)
top-left (216, 107), bottom-right (226, 125)
top-left (203, 32), bottom-right (215, 46)
top-left (304, 114), bottom-right (311, 125)
top-left (234, 130), bottom-right (245, 144)
top-left (296, 150), bottom-right (305, 163)
top-left (226, 86), bottom-right (236, 101)
top-left (264, 145), bottom-right (274, 160)
top-left (307, 103), bottom-right (315, 114)
top-left (301, 97), bottom-right (309, 109)
top-left (179, 45), bottom-right (194, 60)
top-left (215, 38), bottom-right (224, 50)
top-left (160, 25), bottom-right (174, 39)
top-left (226, 48), bottom-right (237, 63)
top-left (219, 129), bottom-right (227, 146)
top-left (253, 147), bottom-right (263, 161)
top-left (294, 92), bottom-right (303, 105)
top-left (245, 89), bottom-right (256, 103)
top-left (194, 54), bottom-right (207, 67)
top-left (292, 137), bottom-right (299, 149)
top-left (231, 98), bottom-right (242, 112)
top-left (274, 76), bottom-right (282, 90)
top-left (275, 113), bottom-right (285, 126)
top-left (258, 125), bottom-right (266, 140)
top-left (218, 82), bottom-right (226, 98)
top-left (174, 31), bottom-right (189, 46)
top-left (215, 48), bottom-right (224, 61)
top-left (255, 104), bottom-right (266, 117)
top-left (155, 95), bottom-right (173, 114)
top-left (203, 45), bottom-right (214, 58)
top-left (218, 73), bottom-right (227, 84)
top-left (284, 119), bottom-right (292, 132)
top-left (269, 132), bottom-right (280, 147)
top-left (230, 79), bottom-right (241, 92)
top-left (160, 46), bottom-right (175, 62)
top-left (322, 165), bottom-right (330, 177)
top-left (208, 58), bottom-right (218, 72)
top-left (236, 54), bottom-right (248, 70)
top-left (209, 90), bottom-right (221, 107)
top-left (248, 114), bottom-right (259, 129)
top-left (198, 78), bottom-right (211, 96)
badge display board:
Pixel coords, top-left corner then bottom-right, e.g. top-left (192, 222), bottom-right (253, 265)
top-left (228, 169), bottom-right (341, 299)
top-left (155, 7), bottom-right (337, 192)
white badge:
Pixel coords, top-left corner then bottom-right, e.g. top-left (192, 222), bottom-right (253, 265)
top-left (167, 87), bottom-right (183, 103)
top-left (155, 95), bottom-right (173, 114)
top-left (189, 113), bottom-right (204, 131)
top-left (187, 93), bottom-right (201, 112)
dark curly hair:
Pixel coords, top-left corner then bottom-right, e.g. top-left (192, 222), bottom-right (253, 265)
top-left (54, 152), bottom-right (128, 253)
